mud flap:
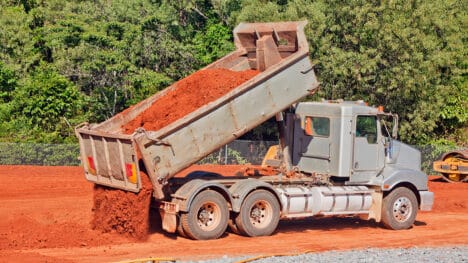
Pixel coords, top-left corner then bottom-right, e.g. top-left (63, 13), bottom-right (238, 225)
top-left (159, 202), bottom-right (179, 233)
top-left (368, 191), bottom-right (383, 222)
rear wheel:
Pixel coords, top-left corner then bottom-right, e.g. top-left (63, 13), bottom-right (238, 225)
top-left (227, 213), bottom-right (241, 235)
top-left (381, 187), bottom-right (418, 230)
top-left (176, 215), bottom-right (188, 238)
top-left (235, 190), bottom-right (280, 237)
top-left (180, 190), bottom-right (228, 240)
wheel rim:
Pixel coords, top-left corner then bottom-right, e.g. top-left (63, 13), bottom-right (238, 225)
top-left (392, 196), bottom-right (413, 223)
top-left (249, 200), bottom-right (273, 229)
top-left (196, 202), bottom-right (221, 231)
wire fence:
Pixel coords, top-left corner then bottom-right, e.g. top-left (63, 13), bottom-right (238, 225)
top-left (0, 140), bottom-right (276, 167)
top-left (0, 143), bottom-right (81, 166)
top-left (0, 141), bottom-right (463, 175)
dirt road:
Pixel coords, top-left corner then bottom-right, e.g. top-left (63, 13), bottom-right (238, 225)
top-left (0, 165), bottom-right (466, 262)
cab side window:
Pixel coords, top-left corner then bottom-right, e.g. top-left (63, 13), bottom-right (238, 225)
top-left (305, 116), bottom-right (330, 137)
top-left (356, 116), bottom-right (377, 144)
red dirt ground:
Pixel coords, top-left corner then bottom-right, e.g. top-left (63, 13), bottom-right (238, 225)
top-left (122, 69), bottom-right (259, 134)
top-left (0, 165), bottom-right (467, 262)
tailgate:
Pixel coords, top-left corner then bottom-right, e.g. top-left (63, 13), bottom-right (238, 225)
top-left (75, 125), bottom-right (141, 192)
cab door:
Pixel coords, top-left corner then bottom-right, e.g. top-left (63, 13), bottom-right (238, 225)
top-left (294, 116), bottom-right (331, 173)
top-left (352, 115), bottom-right (384, 178)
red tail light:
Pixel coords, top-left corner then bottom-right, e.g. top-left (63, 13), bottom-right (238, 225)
top-left (87, 156), bottom-right (96, 175)
top-left (125, 163), bottom-right (137, 184)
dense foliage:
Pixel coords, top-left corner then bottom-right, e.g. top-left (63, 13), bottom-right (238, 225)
top-left (0, 0), bottom-right (466, 146)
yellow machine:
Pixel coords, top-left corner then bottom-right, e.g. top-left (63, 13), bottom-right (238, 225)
top-left (433, 150), bottom-right (468, 182)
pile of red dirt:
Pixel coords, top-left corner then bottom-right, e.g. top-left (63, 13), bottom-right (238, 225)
top-left (122, 68), bottom-right (259, 134)
top-left (92, 69), bottom-right (259, 239)
top-left (90, 172), bottom-right (153, 240)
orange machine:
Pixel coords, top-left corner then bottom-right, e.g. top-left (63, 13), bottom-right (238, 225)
top-left (433, 150), bottom-right (468, 182)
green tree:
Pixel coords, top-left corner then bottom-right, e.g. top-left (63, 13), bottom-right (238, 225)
top-left (10, 63), bottom-right (85, 142)
top-left (0, 5), bottom-right (36, 73)
top-left (0, 62), bottom-right (18, 139)
top-left (0, 62), bottom-right (17, 103)
top-left (193, 19), bottom-right (235, 65)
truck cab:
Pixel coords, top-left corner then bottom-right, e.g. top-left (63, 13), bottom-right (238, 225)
top-left (293, 100), bottom-right (387, 181)
top-left (290, 100), bottom-right (431, 196)
top-left (288, 100), bottom-right (433, 213)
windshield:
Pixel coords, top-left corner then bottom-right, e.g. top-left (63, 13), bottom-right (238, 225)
top-left (378, 114), bottom-right (398, 139)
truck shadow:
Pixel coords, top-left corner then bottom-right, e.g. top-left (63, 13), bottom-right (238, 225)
top-left (277, 216), bottom-right (377, 233)
top-left (429, 176), bottom-right (446, 183)
top-left (147, 208), bottom-right (428, 239)
top-left (276, 216), bottom-right (427, 233)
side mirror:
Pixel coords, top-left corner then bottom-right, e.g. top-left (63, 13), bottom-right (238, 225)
top-left (392, 114), bottom-right (399, 139)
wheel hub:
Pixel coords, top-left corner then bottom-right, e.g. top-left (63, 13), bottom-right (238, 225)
top-left (197, 203), bottom-right (218, 230)
top-left (250, 207), bottom-right (263, 222)
top-left (249, 201), bottom-right (271, 227)
top-left (393, 197), bottom-right (412, 222)
top-left (198, 209), bottom-right (211, 224)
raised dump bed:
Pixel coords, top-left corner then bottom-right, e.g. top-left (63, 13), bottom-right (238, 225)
top-left (76, 21), bottom-right (319, 199)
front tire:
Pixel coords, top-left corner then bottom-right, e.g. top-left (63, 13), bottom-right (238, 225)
top-left (381, 187), bottom-right (418, 230)
top-left (180, 190), bottom-right (228, 240)
top-left (235, 190), bottom-right (280, 237)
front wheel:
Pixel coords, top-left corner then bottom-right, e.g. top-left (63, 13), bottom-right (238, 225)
top-left (381, 187), bottom-right (418, 230)
top-left (235, 190), bottom-right (280, 237)
top-left (180, 190), bottom-right (228, 240)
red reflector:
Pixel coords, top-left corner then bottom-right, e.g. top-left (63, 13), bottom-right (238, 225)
top-left (125, 163), bottom-right (137, 184)
top-left (125, 163), bottom-right (133, 178)
top-left (87, 156), bottom-right (96, 174)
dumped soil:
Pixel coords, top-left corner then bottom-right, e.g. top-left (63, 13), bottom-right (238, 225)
top-left (94, 68), bottom-right (258, 240)
top-left (95, 68), bottom-right (258, 239)
top-left (90, 172), bottom-right (153, 240)
top-left (122, 68), bottom-right (259, 134)
top-left (0, 166), bottom-right (467, 263)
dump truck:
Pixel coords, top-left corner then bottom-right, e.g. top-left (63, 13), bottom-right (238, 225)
top-left (75, 21), bottom-right (434, 240)
top-left (433, 150), bottom-right (468, 182)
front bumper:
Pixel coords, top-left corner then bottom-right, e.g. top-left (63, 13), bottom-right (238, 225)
top-left (419, 190), bottom-right (434, 211)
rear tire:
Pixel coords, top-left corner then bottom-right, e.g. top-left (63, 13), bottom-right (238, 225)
top-left (381, 187), bottom-right (418, 230)
top-left (180, 190), bottom-right (228, 240)
top-left (235, 190), bottom-right (280, 237)
top-left (176, 215), bottom-right (188, 238)
top-left (228, 212), bottom-right (243, 235)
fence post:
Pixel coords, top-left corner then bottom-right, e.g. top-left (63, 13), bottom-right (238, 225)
top-left (224, 145), bottom-right (228, 165)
